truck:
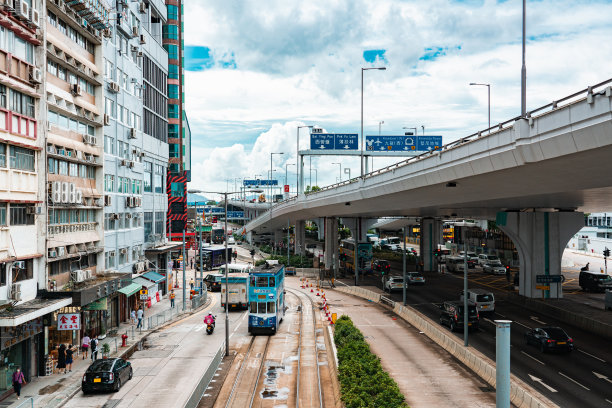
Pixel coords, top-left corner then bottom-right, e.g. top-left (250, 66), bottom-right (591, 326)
top-left (221, 273), bottom-right (249, 310)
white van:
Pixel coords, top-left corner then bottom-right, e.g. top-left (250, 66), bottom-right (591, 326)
top-left (460, 289), bottom-right (495, 313)
top-left (477, 254), bottom-right (500, 266)
top-left (221, 263), bottom-right (254, 273)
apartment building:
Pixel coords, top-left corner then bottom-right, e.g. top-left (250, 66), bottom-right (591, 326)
top-left (163, 0), bottom-right (190, 237)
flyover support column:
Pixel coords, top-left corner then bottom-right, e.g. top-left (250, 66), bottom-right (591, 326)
top-left (324, 217), bottom-right (338, 275)
top-left (496, 211), bottom-right (584, 299)
top-left (294, 220), bottom-right (306, 255)
top-left (419, 218), bottom-right (442, 272)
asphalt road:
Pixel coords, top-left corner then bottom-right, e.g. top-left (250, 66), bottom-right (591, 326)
top-left (341, 265), bottom-right (612, 408)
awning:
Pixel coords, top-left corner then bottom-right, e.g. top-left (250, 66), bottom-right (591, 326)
top-left (142, 271), bottom-right (166, 283)
top-left (117, 283), bottom-right (141, 297)
top-left (133, 277), bottom-right (156, 290)
top-left (0, 297), bottom-right (72, 327)
top-left (144, 243), bottom-right (183, 254)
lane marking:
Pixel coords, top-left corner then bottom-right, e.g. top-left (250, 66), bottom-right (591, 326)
top-left (513, 320), bottom-right (532, 330)
top-left (530, 316), bottom-right (547, 325)
top-left (579, 349), bottom-right (606, 363)
top-left (558, 371), bottom-right (590, 391)
top-left (593, 371), bottom-right (612, 384)
top-left (606, 399), bottom-right (612, 405)
top-left (195, 326), bottom-right (204, 332)
top-left (495, 312), bottom-right (506, 317)
top-left (528, 374), bottom-right (557, 393)
top-left (521, 351), bottom-right (545, 365)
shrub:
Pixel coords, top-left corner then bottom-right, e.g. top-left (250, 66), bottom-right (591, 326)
top-left (334, 316), bottom-right (407, 408)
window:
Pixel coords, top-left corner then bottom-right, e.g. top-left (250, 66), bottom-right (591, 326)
top-left (12, 259), bottom-right (33, 282)
top-left (0, 203), bottom-right (6, 226)
top-left (105, 98), bottom-right (116, 118)
top-left (170, 182), bottom-right (183, 198)
top-left (144, 212), bottom-right (153, 241)
top-left (58, 160), bottom-right (68, 175)
top-left (144, 162), bottom-right (152, 192)
top-left (0, 144), bottom-right (5, 167)
top-left (168, 64), bottom-right (178, 79)
top-left (104, 174), bottom-right (115, 192)
top-left (168, 84), bottom-right (179, 99)
top-left (154, 165), bottom-right (164, 194)
top-left (267, 302), bottom-right (276, 313)
top-left (162, 25), bottom-right (178, 40)
top-left (169, 144), bottom-right (179, 158)
top-left (155, 212), bottom-right (164, 235)
top-left (167, 5), bottom-right (178, 20)
top-left (10, 146), bottom-right (34, 171)
top-left (104, 135), bottom-right (115, 155)
top-left (10, 204), bottom-right (34, 225)
top-left (10, 90), bottom-right (35, 118)
top-left (87, 166), bottom-right (95, 179)
top-left (256, 276), bottom-right (268, 287)
top-left (168, 104), bottom-right (179, 119)
top-left (105, 251), bottom-right (116, 268)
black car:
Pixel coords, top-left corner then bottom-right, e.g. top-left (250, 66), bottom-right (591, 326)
top-left (579, 271), bottom-right (612, 292)
top-left (524, 327), bottom-right (574, 353)
top-left (82, 358), bottom-right (133, 393)
top-left (372, 259), bottom-right (391, 273)
top-left (439, 301), bottom-right (479, 332)
top-left (204, 273), bottom-right (224, 291)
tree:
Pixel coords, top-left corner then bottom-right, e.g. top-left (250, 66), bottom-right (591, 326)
top-left (206, 200), bottom-right (217, 206)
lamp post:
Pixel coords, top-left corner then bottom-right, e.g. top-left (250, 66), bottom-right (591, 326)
top-left (378, 120), bottom-right (384, 135)
top-left (296, 125), bottom-right (313, 196)
top-left (312, 169), bottom-right (318, 188)
top-left (403, 126), bottom-right (417, 136)
top-left (188, 188), bottom-right (262, 357)
top-left (361, 67), bottom-right (386, 177)
top-left (469, 82), bottom-right (491, 133)
top-left (270, 152), bottom-right (283, 205)
top-left (421, 125), bottom-right (425, 135)
top-left (285, 162), bottom-right (295, 195)
top-left (332, 162), bottom-right (342, 182)
top-left (521, 0), bottom-right (527, 116)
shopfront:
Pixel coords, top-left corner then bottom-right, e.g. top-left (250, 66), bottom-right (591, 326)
top-left (142, 272), bottom-right (167, 296)
top-left (0, 319), bottom-right (42, 392)
top-left (118, 283), bottom-right (141, 321)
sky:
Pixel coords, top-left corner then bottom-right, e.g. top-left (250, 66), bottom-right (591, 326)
top-left (183, 0), bottom-right (612, 199)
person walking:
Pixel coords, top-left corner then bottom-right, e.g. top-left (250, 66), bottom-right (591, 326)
top-left (11, 367), bottom-right (26, 400)
top-left (65, 345), bottom-right (74, 372)
top-left (131, 309), bottom-right (136, 325)
top-left (170, 290), bottom-right (176, 308)
top-left (57, 344), bottom-right (67, 374)
top-left (190, 258), bottom-right (194, 270)
top-left (90, 337), bottom-right (98, 361)
top-left (81, 334), bottom-right (90, 360)
top-left (189, 278), bottom-right (194, 291)
top-left (136, 307), bottom-right (144, 329)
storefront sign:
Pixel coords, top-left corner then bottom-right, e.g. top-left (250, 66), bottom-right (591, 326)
top-left (83, 297), bottom-right (108, 311)
top-left (0, 318), bottom-right (43, 350)
top-left (57, 313), bottom-right (80, 330)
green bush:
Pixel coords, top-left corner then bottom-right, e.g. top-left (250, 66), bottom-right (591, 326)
top-left (334, 315), bottom-right (407, 408)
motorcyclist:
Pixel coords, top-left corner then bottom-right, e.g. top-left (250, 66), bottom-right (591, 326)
top-left (204, 313), bottom-right (215, 328)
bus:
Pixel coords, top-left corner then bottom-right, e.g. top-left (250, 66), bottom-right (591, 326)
top-left (248, 262), bottom-right (285, 334)
top-left (212, 228), bottom-right (224, 244)
top-left (339, 239), bottom-right (373, 275)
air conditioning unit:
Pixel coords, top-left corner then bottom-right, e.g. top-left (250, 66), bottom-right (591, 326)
top-left (126, 196), bottom-right (132, 207)
top-left (52, 181), bottom-right (62, 203)
top-left (136, 51), bottom-right (143, 58)
top-left (29, 7), bottom-right (39, 27)
top-left (61, 182), bottom-right (69, 203)
top-left (128, 161), bottom-right (135, 168)
top-left (103, 28), bottom-right (111, 38)
top-left (105, 195), bottom-right (112, 206)
top-left (139, 34), bottom-right (146, 44)
top-left (129, 128), bottom-right (137, 139)
top-left (13, 261), bottom-right (25, 269)
top-left (47, 144), bottom-right (56, 154)
top-left (26, 206), bottom-right (42, 215)
top-left (108, 81), bottom-right (120, 93)
top-left (126, 213), bottom-right (132, 219)
top-left (17, 0), bottom-right (28, 20)
top-left (71, 84), bottom-right (82, 96)
top-left (29, 67), bottom-right (42, 84)
top-left (11, 283), bottom-right (21, 301)
top-left (120, 248), bottom-right (127, 254)
top-left (109, 250), bottom-right (116, 257)
top-left (131, 45), bottom-right (139, 52)
top-left (48, 249), bottom-right (57, 258)
top-left (110, 213), bottom-right (119, 220)
top-left (121, 159), bottom-right (129, 166)
top-left (131, 26), bottom-right (138, 37)
top-left (57, 246), bottom-right (65, 256)
top-left (103, 114), bottom-right (110, 125)
top-left (138, 1), bottom-right (146, 13)
top-left (71, 270), bottom-right (85, 283)
top-left (83, 134), bottom-right (92, 145)
top-left (75, 190), bottom-right (83, 204)
top-left (69, 183), bottom-right (76, 203)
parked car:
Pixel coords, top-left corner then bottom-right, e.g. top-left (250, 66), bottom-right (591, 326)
top-left (372, 259), bottom-right (391, 273)
top-left (460, 289), bottom-right (495, 313)
top-left (579, 270), bottom-right (612, 292)
top-left (384, 276), bottom-right (405, 292)
top-left (406, 272), bottom-right (425, 285)
top-left (477, 254), bottom-right (500, 266)
top-left (483, 262), bottom-right (506, 275)
top-left (204, 273), bottom-right (224, 292)
top-left (524, 327), bottom-right (574, 353)
top-left (439, 301), bottom-right (479, 332)
top-left (82, 358), bottom-right (133, 393)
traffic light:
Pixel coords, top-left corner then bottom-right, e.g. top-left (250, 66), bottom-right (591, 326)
top-left (604, 248), bottom-right (610, 258)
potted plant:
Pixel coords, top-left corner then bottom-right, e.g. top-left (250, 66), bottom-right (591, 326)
top-left (101, 343), bottom-right (111, 359)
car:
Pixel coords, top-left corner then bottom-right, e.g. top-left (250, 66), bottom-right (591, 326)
top-left (384, 276), bottom-right (405, 292)
top-left (605, 290), bottom-right (612, 311)
top-left (406, 272), bottom-right (425, 285)
top-left (227, 236), bottom-right (235, 245)
top-left (372, 259), bottom-right (391, 273)
top-left (445, 257), bottom-right (476, 273)
top-left (439, 301), bottom-right (479, 332)
top-left (460, 289), bottom-right (495, 313)
top-left (82, 358), bottom-right (133, 393)
top-left (579, 270), bottom-right (612, 292)
top-left (477, 254), bottom-right (500, 266)
top-left (483, 262), bottom-right (506, 275)
top-left (524, 327), bottom-right (574, 353)
top-left (203, 273), bottom-right (224, 291)
top-left (459, 251), bottom-right (479, 261)
top-left (382, 243), bottom-right (400, 251)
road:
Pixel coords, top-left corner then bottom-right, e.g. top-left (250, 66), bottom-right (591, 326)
top-left (340, 264), bottom-right (612, 408)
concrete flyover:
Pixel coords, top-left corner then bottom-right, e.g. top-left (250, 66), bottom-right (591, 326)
top-left (245, 79), bottom-right (612, 298)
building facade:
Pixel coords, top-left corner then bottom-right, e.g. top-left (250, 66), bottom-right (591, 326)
top-left (568, 213), bottom-right (612, 254)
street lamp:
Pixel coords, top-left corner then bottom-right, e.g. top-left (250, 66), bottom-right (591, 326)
top-left (470, 82), bottom-right (491, 133)
top-left (296, 125), bottom-right (313, 196)
top-left (361, 67), bottom-right (386, 177)
top-left (188, 188), bottom-right (262, 357)
top-left (403, 126), bottom-right (417, 136)
top-left (521, 0), bottom-right (527, 116)
top-left (285, 162), bottom-right (295, 193)
top-left (332, 162), bottom-right (342, 182)
top-left (312, 169), bottom-right (317, 187)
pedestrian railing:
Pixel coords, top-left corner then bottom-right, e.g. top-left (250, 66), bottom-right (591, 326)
top-left (380, 296), bottom-right (395, 308)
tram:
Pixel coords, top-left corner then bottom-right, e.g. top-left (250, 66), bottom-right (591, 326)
top-left (247, 262), bottom-right (285, 334)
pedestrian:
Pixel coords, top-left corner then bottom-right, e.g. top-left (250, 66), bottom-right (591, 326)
top-left (90, 337), bottom-right (98, 361)
top-left (66, 345), bottom-right (74, 372)
top-left (11, 367), bottom-right (26, 400)
top-left (189, 278), bottom-right (194, 290)
top-left (81, 334), bottom-right (90, 360)
top-left (137, 307), bottom-right (144, 329)
top-left (190, 258), bottom-right (194, 270)
top-left (57, 344), bottom-right (66, 374)
top-left (131, 309), bottom-right (136, 325)
top-left (170, 290), bottom-right (175, 308)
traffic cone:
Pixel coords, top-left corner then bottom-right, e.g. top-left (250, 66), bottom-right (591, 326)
top-left (310, 288), bottom-right (314, 293)
top-left (316, 292), bottom-right (320, 296)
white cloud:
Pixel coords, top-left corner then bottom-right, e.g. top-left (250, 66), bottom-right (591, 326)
top-left (184, 0), bottom-right (612, 193)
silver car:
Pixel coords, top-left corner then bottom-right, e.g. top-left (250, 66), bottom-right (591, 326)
top-left (483, 262), bottom-right (506, 275)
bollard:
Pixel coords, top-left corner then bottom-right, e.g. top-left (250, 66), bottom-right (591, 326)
top-left (114, 338), bottom-right (118, 353)
top-left (495, 320), bottom-right (512, 408)
top-left (131, 326), bottom-right (135, 338)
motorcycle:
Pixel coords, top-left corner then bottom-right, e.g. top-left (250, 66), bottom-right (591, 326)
top-left (205, 315), bottom-right (216, 335)
top-left (580, 263), bottom-right (590, 272)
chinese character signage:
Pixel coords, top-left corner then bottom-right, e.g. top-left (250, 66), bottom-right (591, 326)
top-left (57, 313), bottom-right (80, 331)
top-left (310, 133), bottom-right (358, 150)
top-left (365, 135), bottom-right (443, 152)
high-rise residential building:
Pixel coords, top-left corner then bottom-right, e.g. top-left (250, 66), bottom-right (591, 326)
top-left (163, 0), bottom-right (190, 238)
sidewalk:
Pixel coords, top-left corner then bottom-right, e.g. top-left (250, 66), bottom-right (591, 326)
top-left (3, 264), bottom-right (210, 408)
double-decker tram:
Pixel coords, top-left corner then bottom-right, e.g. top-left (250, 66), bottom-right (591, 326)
top-left (247, 262), bottom-right (285, 334)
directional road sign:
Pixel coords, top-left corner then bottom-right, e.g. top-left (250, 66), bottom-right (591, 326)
top-left (535, 275), bottom-right (565, 284)
top-left (243, 179), bottom-right (278, 186)
top-left (310, 133), bottom-right (358, 150)
top-left (365, 135), bottom-right (443, 152)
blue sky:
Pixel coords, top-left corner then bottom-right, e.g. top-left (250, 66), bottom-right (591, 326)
top-left (183, 0), bottom-right (612, 194)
